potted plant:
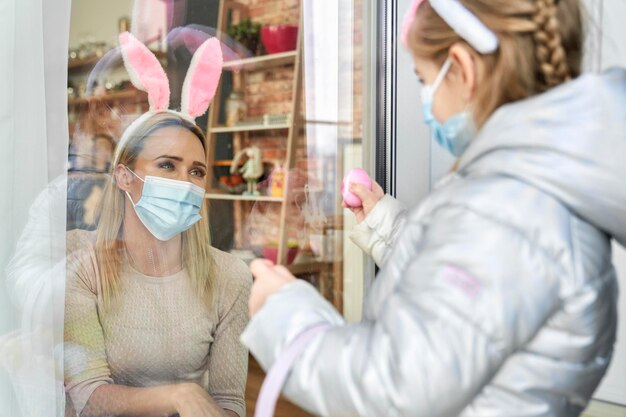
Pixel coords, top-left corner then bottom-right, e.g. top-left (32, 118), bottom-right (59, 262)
top-left (227, 18), bottom-right (262, 56)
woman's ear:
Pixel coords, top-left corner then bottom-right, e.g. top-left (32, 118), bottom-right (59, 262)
top-left (114, 164), bottom-right (133, 192)
top-left (448, 43), bottom-right (477, 102)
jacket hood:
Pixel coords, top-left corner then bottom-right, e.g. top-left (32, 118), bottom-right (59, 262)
top-left (458, 68), bottom-right (626, 246)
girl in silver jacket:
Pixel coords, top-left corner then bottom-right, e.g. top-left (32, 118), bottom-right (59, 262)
top-left (242, 0), bottom-right (626, 416)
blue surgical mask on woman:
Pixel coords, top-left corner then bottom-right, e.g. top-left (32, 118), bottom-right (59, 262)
top-left (421, 57), bottom-right (475, 157)
top-left (124, 167), bottom-right (205, 241)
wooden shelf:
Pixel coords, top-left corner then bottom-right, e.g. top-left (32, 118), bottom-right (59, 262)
top-left (205, 193), bottom-right (284, 202)
top-left (213, 160), bottom-right (238, 167)
top-left (209, 123), bottom-right (291, 133)
top-left (223, 51), bottom-right (297, 71)
top-left (205, 1), bottom-right (316, 273)
top-left (68, 89), bottom-right (145, 106)
top-left (68, 50), bottom-right (166, 72)
top-left (68, 56), bottom-right (100, 71)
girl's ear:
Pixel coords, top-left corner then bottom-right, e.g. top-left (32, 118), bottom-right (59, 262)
top-left (180, 37), bottom-right (223, 118)
top-left (448, 43), bottom-right (477, 102)
top-left (119, 31), bottom-right (171, 112)
top-left (114, 164), bottom-right (133, 192)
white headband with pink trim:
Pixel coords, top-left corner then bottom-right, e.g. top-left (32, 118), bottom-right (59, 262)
top-left (401, 0), bottom-right (499, 54)
top-left (114, 31), bottom-right (223, 163)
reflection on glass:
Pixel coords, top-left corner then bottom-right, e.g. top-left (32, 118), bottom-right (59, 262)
top-left (205, 0), bottom-right (368, 322)
top-left (61, 0), bottom-right (370, 415)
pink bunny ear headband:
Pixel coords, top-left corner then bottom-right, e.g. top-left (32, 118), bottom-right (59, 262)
top-left (114, 31), bottom-right (223, 163)
top-left (401, 0), bottom-right (499, 54)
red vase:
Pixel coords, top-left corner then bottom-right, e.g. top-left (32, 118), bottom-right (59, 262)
top-left (260, 25), bottom-right (298, 54)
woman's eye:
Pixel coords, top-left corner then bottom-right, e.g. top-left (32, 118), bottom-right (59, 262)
top-left (191, 168), bottom-right (206, 178)
top-left (158, 161), bottom-right (175, 170)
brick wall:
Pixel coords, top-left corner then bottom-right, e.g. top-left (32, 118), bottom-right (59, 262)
top-left (226, 0), bottom-right (364, 248)
top-left (246, 0), bottom-right (300, 26)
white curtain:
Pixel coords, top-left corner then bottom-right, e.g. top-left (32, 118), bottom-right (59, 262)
top-left (0, 0), bottom-right (70, 415)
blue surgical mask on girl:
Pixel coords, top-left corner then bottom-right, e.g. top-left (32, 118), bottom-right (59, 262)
top-left (421, 57), bottom-right (475, 157)
top-left (124, 167), bottom-right (205, 241)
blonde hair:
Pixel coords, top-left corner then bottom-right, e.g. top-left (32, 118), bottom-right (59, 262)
top-left (95, 112), bottom-right (214, 308)
top-left (408, 0), bottom-right (583, 127)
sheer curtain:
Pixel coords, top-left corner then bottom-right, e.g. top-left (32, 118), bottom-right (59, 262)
top-left (0, 0), bottom-right (70, 415)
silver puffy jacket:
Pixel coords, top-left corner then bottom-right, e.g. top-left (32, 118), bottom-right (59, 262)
top-left (241, 68), bottom-right (626, 417)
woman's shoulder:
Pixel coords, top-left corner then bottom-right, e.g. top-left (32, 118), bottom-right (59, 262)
top-left (207, 248), bottom-right (252, 316)
top-left (208, 247), bottom-right (253, 290)
top-left (67, 229), bottom-right (97, 254)
top-left (66, 229), bottom-right (100, 293)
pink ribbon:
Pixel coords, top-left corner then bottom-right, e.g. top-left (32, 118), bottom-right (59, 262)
top-left (254, 323), bottom-right (332, 417)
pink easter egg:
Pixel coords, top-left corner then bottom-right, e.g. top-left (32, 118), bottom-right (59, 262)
top-left (342, 168), bottom-right (372, 208)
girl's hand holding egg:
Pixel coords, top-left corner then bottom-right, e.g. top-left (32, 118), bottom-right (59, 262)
top-left (341, 168), bottom-right (385, 223)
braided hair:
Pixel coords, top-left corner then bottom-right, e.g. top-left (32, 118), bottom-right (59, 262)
top-left (533, 0), bottom-right (572, 90)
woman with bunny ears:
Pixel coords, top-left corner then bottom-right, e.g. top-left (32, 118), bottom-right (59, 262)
top-left (64, 33), bottom-right (251, 417)
top-left (243, 0), bottom-right (626, 416)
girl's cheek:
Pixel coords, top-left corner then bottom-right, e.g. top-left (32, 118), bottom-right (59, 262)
top-left (434, 86), bottom-right (464, 121)
top-left (432, 93), bottom-right (449, 121)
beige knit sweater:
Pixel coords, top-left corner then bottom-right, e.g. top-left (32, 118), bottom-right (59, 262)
top-left (64, 233), bottom-right (252, 417)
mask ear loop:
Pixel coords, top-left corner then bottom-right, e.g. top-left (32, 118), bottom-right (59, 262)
top-left (421, 57), bottom-right (453, 103)
top-left (123, 165), bottom-right (145, 206)
top-left (124, 165), bottom-right (145, 182)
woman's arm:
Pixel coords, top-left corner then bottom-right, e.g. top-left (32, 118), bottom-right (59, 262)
top-left (81, 384), bottom-right (176, 417)
top-left (205, 260), bottom-right (252, 417)
top-left (82, 382), bottom-right (232, 417)
top-left (64, 248), bottom-right (114, 415)
top-left (65, 250), bottom-right (234, 417)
